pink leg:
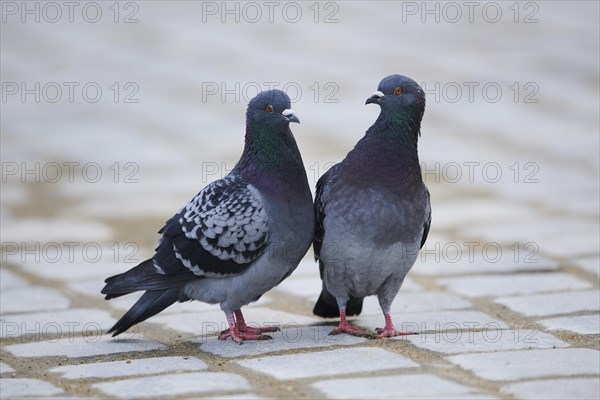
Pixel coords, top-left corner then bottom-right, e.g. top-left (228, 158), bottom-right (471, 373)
top-left (218, 311), bottom-right (274, 343)
top-left (330, 308), bottom-right (373, 338)
top-left (235, 310), bottom-right (280, 334)
top-left (375, 313), bottom-right (417, 338)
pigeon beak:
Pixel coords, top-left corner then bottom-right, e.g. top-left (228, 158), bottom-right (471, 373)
top-left (282, 109), bottom-right (300, 124)
top-left (366, 91), bottom-right (384, 105)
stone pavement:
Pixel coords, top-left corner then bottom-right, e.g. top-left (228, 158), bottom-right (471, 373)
top-left (1, 1), bottom-right (599, 399)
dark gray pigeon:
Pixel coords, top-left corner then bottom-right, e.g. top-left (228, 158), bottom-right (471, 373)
top-left (102, 90), bottom-right (314, 343)
top-left (312, 75), bottom-right (431, 338)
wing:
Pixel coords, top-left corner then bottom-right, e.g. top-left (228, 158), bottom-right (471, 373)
top-left (154, 174), bottom-right (269, 277)
top-left (420, 188), bottom-right (431, 249)
top-left (313, 164), bottom-right (338, 264)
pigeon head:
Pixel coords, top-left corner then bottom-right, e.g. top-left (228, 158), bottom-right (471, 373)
top-left (366, 75), bottom-right (425, 130)
top-left (246, 90), bottom-right (299, 129)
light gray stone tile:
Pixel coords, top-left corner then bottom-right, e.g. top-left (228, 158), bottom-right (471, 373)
top-left (538, 315), bottom-right (600, 335)
top-left (197, 326), bottom-right (367, 358)
top-left (237, 347), bottom-right (418, 380)
top-left (312, 374), bottom-right (495, 399)
top-left (5, 334), bottom-right (166, 358)
top-left (360, 292), bottom-right (472, 315)
top-left (0, 217), bottom-right (113, 243)
top-left (51, 356), bottom-right (208, 379)
top-left (495, 290), bottom-right (600, 317)
top-left (405, 330), bottom-right (568, 354)
top-left (0, 362), bottom-right (15, 374)
top-left (92, 372), bottom-right (250, 398)
top-left (152, 307), bottom-right (318, 336)
top-left (416, 251), bottom-right (560, 276)
top-left (1, 308), bottom-right (115, 339)
top-left (0, 269), bottom-right (27, 290)
top-left (439, 273), bottom-right (592, 298)
top-left (1, 287), bottom-right (70, 314)
top-left (574, 256), bottom-right (600, 276)
top-left (356, 310), bottom-right (509, 333)
top-left (501, 378), bottom-right (600, 400)
top-left (0, 378), bottom-right (63, 397)
top-left (447, 348), bottom-right (600, 381)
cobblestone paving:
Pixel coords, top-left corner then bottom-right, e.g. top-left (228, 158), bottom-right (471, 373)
top-left (1, 1), bottom-right (599, 399)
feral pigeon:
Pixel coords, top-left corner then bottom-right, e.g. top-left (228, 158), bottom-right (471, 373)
top-left (312, 75), bottom-right (431, 338)
top-left (102, 90), bottom-right (315, 343)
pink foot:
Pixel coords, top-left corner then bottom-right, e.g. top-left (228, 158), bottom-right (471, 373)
top-left (218, 328), bottom-right (272, 343)
top-left (375, 314), bottom-right (417, 338)
top-left (235, 310), bottom-right (280, 334)
top-left (329, 307), bottom-right (373, 338)
top-left (217, 310), bottom-right (276, 343)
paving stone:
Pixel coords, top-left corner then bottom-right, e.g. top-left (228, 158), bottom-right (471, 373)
top-left (438, 273), bottom-right (592, 298)
top-left (104, 290), bottom-right (271, 313)
top-left (1, 308), bottom-right (115, 339)
top-left (51, 356), bottom-right (208, 379)
top-left (197, 326), bottom-right (367, 358)
top-left (538, 315), bottom-right (600, 335)
top-left (458, 217), bottom-right (599, 258)
top-left (18, 258), bottom-right (134, 282)
top-left (574, 256), bottom-right (600, 276)
top-left (495, 290), bottom-right (600, 317)
top-left (405, 329), bottom-right (569, 354)
top-left (416, 251), bottom-right (560, 276)
top-left (0, 269), bottom-right (27, 290)
top-left (360, 292), bottom-right (472, 315)
top-left (0, 378), bottom-right (64, 397)
top-left (237, 347), bottom-right (418, 380)
top-left (1, 286), bottom-right (70, 314)
top-left (312, 374), bottom-right (496, 399)
top-left (356, 310), bottom-right (509, 333)
top-left (275, 275), bottom-right (423, 301)
top-left (501, 378), bottom-right (600, 400)
top-left (4, 334), bottom-right (166, 358)
top-left (92, 372), bottom-right (250, 398)
top-left (0, 217), bottom-right (113, 243)
top-left (447, 348), bottom-right (600, 381)
top-left (152, 307), bottom-right (318, 336)
top-left (0, 362), bottom-right (15, 373)
top-left (431, 199), bottom-right (535, 231)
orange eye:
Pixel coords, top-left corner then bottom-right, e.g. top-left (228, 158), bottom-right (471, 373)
top-left (266, 105), bottom-right (273, 112)
top-left (394, 87), bottom-right (402, 95)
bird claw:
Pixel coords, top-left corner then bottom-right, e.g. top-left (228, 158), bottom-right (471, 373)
top-left (329, 324), bottom-right (374, 338)
top-left (375, 327), bottom-right (417, 338)
top-left (218, 328), bottom-right (273, 343)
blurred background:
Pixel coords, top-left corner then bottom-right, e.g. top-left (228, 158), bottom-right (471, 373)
top-left (1, 1), bottom-right (598, 300)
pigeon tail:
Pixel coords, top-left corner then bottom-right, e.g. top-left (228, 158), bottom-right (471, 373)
top-left (102, 258), bottom-right (194, 300)
top-left (313, 288), bottom-right (363, 318)
top-left (107, 287), bottom-right (184, 336)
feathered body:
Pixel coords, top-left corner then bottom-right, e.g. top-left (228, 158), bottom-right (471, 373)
top-left (103, 90), bottom-right (314, 342)
top-left (313, 75), bottom-right (431, 338)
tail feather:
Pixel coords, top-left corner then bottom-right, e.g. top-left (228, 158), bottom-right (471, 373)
top-left (107, 287), bottom-right (183, 336)
top-left (102, 259), bottom-right (194, 300)
top-left (313, 286), bottom-right (363, 318)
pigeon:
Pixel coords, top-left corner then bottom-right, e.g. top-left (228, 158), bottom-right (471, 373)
top-left (102, 90), bottom-right (315, 343)
top-left (312, 75), bottom-right (431, 338)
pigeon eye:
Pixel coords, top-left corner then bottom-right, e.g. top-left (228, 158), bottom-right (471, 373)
top-left (266, 105), bottom-right (273, 112)
top-left (394, 87), bottom-right (402, 95)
